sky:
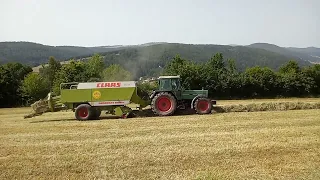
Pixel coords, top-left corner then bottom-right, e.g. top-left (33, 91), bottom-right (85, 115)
top-left (0, 0), bottom-right (319, 47)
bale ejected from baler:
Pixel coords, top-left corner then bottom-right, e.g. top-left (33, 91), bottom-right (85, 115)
top-left (24, 75), bottom-right (216, 120)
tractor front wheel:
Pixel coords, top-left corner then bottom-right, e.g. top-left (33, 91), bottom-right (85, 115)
top-left (75, 104), bottom-right (94, 121)
top-left (194, 98), bottom-right (212, 114)
top-left (151, 92), bottom-right (177, 116)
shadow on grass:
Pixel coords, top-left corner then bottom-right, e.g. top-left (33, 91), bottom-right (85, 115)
top-left (29, 116), bottom-right (122, 123)
top-left (29, 118), bottom-right (76, 123)
top-left (29, 108), bottom-right (200, 123)
top-left (131, 108), bottom-right (198, 117)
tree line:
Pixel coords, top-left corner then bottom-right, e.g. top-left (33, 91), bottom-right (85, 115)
top-left (0, 54), bottom-right (132, 108)
top-left (0, 53), bottom-right (319, 108)
top-left (164, 53), bottom-right (320, 99)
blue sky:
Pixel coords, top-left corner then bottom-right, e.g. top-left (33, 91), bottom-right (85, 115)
top-left (0, 0), bottom-right (319, 47)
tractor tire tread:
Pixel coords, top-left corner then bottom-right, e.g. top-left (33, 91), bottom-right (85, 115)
top-left (151, 92), bottom-right (177, 116)
top-left (194, 97), bottom-right (213, 114)
top-left (75, 104), bottom-right (93, 121)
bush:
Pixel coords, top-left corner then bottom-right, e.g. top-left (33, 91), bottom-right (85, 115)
top-left (137, 81), bottom-right (158, 100)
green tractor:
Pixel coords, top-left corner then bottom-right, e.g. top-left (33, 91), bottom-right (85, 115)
top-left (149, 75), bottom-right (216, 116)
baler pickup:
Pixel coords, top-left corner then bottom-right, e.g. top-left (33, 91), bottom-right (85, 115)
top-left (24, 93), bottom-right (66, 119)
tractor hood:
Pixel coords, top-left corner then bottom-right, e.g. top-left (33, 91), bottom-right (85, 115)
top-left (182, 90), bottom-right (209, 100)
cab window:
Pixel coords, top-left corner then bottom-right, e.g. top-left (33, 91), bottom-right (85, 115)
top-left (160, 79), bottom-right (171, 90)
top-left (171, 78), bottom-right (180, 90)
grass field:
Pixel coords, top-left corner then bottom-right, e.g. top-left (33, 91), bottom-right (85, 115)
top-left (1, 99), bottom-right (320, 179)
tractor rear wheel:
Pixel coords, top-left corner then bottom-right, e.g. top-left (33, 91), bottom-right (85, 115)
top-left (75, 104), bottom-right (94, 121)
top-left (151, 92), bottom-right (177, 116)
top-left (194, 98), bottom-right (212, 114)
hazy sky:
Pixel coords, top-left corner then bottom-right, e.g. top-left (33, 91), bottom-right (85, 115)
top-left (0, 0), bottom-right (319, 47)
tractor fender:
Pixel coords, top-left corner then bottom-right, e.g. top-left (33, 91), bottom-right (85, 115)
top-left (149, 91), bottom-right (157, 100)
top-left (191, 95), bottom-right (206, 109)
top-left (150, 91), bottom-right (178, 102)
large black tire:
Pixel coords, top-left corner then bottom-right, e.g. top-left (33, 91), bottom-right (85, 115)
top-left (151, 92), bottom-right (177, 116)
top-left (194, 98), bottom-right (212, 114)
top-left (75, 104), bottom-right (94, 121)
top-left (90, 108), bottom-right (101, 120)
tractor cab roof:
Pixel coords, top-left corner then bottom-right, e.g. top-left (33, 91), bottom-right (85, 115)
top-left (158, 75), bottom-right (180, 79)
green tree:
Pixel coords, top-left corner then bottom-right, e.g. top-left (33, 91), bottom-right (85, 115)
top-left (208, 53), bottom-right (225, 70)
top-left (201, 53), bottom-right (227, 97)
top-left (39, 56), bottom-right (61, 90)
top-left (222, 59), bottom-right (245, 98)
top-left (164, 55), bottom-right (188, 77)
top-left (164, 55), bottom-right (202, 89)
top-left (279, 60), bottom-right (300, 74)
top-left (302, 64), bottom-right (320, 94)
top-left (53, 60), bottom-right (88, 94)
top-left (21, 73), bottom-right (50, 103)
top-left (102, 64), bottom-right (132, 81)
top-left (244, 66), bottom-right (278, 97)
top-left (226, 59), bottom-right (237, 75)
top-left (86, 54), bottom-right (105, 81)
top-left (277, 73), bottom-right (314, 97)
top-left (0, 63), bottom-right (32, 107)
top-left (278, 61), bottom-right (315, 96)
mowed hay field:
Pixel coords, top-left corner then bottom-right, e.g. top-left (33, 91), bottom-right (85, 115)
top-left (1, 99), bottom-right (320, 179)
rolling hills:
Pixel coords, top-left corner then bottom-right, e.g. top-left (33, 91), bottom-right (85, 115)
top-left (0, 41), bottom-right (318, 77)
top-left (97, 43), bottom-right (313, 77)
top-left (288, 47), bottom-right (320, 60)
top-left (248, 43), bottom-right (320, 63)
top-left (0, 42), bottom-right (126, 66)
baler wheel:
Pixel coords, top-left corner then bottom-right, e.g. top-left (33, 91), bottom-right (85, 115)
top-left (75, 104), bottom-right (93, 121)
top-left (121, 113), bottom-right (128, 119)
top-left (151, 92), bottom-right (177, 116)
top-left (194, 98), bottom-right (212, 114)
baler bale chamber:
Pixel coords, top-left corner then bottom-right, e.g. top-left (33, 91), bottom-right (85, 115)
top-left (59, 81), bottom-right (150, 120)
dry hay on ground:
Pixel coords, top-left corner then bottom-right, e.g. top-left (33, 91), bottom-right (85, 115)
top-left (1, 108), bottom-right (320, 179)
top-left (23, 100), bottom-right (320, 119)
top-left (213, 101), bottom-right (320, 113)
top-left (133, 101), bottom-right (320, 117)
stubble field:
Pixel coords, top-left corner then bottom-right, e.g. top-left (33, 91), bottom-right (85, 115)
top-left (1, 98), bottom-right (320, 179)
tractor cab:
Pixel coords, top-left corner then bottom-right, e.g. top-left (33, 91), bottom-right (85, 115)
top-left (157, 75), bottom-right (183, 101)
top-left (158, 75), bottom-right (181, 91)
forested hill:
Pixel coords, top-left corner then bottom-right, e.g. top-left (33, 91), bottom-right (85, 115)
top-left (0, 41), bottom-right (318, 77)
top-left (248, 43), bottom-right (320, 63)
top-left (98, 43), bottom-right (312, 78)
top-left (0, 42), bottom-right (125, 66)
top-left (287, 47), bottom-right (320, 59)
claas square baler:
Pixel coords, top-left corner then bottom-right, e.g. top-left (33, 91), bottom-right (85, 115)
top-left (59, 81), bottom-right (149, 120)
